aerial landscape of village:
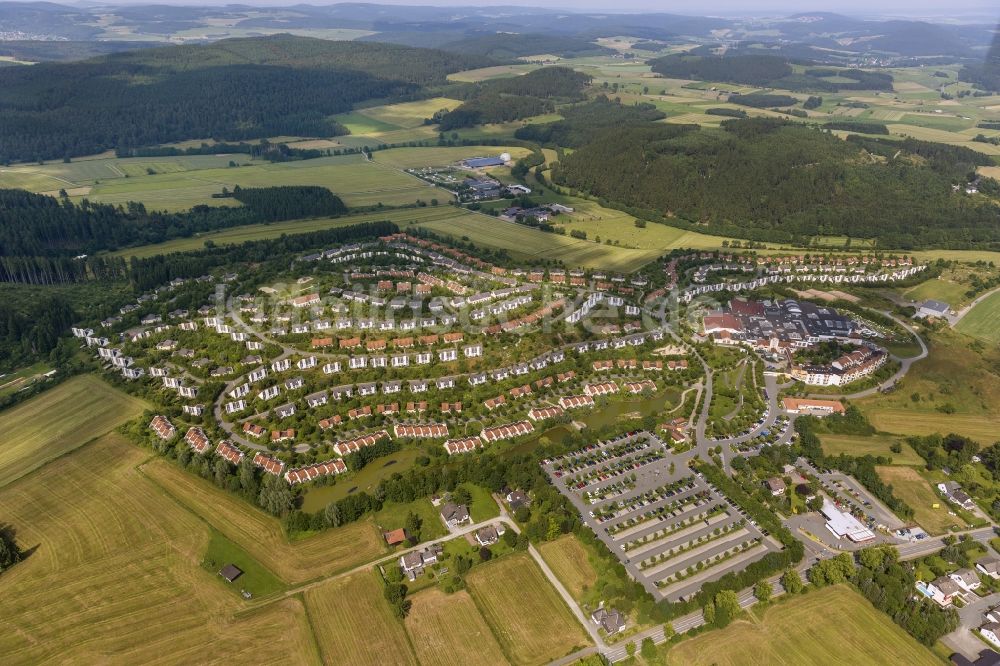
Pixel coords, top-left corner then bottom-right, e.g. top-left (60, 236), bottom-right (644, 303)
top-left (2, 0), bottom-right (1000, 664)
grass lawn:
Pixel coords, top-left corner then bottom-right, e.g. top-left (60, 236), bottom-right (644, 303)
top-left (461, 482), bottom-right (501, 522)
top-left (538, 534), bottom-right (599, 603)
top-left (875, 466), bottom-right (968, 534)
top-left (956, 289), bottom-right (1000, 344)
top-left (0, 433), bottom-right (319, 664)
top-left (141, 457), bottom-right (386, 584)
top-left (370, 496), bottom-right (448, 541)
top-left (664, 585), bottom-right (939, 666)
top-left (304, 570), bottom-right (417, 666)
top-left (405, 588), bottom-right (510, 666)
top-left (0, 374), bottom-right (147, 488)
top-left (200, 528), bottom-right (286, 599)
top-left (902, 275), bottom-right (971, 309)
top-left (466, 552), bottom-right (591, 665)
top-left (818, 434), bottom-right (924, 466)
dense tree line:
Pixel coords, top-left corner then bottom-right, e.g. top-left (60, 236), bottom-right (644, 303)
top-left (229, 185), bottom-right (346, 222)
top-left (436, 67), bottom-right (590, 130)
top-left (514, 96), bottom-right (668, 148)
top-left (0, 295), bottom-right (76, 365)
top-left (0, 35), bottom-right (494, 162)
top-left (822, 121), bottom-right (889, 134)
top-left (0, 186), bottom-right (347, 259)
top-left (649, 54), bottom-right (793, 87)
top-left (549, 117), bottom-right (1000, 248)
top-left (116, 140), bottom-right (327, 162)
top-left (438, 94), bottom-right (553, 130)
top-left (728, 93), bottom-right (799, 108)
top-left (648, 54), bottom-right (893, 92)
top-left (127, 220), bottom-right (398, 291)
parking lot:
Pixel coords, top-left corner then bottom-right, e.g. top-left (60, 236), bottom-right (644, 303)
top-left (543, 431), bottom-right (780, 602)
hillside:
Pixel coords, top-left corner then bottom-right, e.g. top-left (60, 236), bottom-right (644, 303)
top-left (648, 54), bottom-right (893, 92)
top-left (550, 118), bottom-right (1000, 248)
top-left (0, 35), bottom-right (494, 162)
top-left (437, 33), bottom-right (612, 59)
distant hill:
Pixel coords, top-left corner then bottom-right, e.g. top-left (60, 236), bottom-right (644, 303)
top-left (0, 35), bottom-right (493, 162)
top-left (551, 117), bottom-right (1000, 249)
top-left (0, 40), bottom-right (160, 62)
top-left (648, 53), bottom-right (893, 92)
top-left (436, 33), bottom-right (613, 60)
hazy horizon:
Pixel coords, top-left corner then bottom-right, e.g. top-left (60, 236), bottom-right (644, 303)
top-left (44, 0), bottom-right (1000, 20)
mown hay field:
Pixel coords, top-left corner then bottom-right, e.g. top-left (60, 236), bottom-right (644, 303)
top-left (141, 457), bottom-right (386, 584)
top-left (818, 434), bottom-right (924, 466)
top-left (0, 434), bottom-right (320, 666)
top-left (538, 534), bottom-right (599, 603)
top-left (358, 97), bottom-right (463, 129)
top-left (405, 588), bottom-right (510, 666)
top-left (466, 552), bottom-right (590, 665)
top-left (665, 585), bottom-right (938, 666)
top-left (875, 465), bottom-right (969, 535)
top-left (304, 571), bottom-right (417, 666)
top-left (956, 289), bottom-right (1000, 344)
top-left (867, 410), bottom-right (999, 444)
top-left (0, 374), bottom-right (147, 488)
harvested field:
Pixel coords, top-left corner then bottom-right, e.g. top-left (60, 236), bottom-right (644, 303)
top-left (141, 458), bottom-right (386, 584)
top-left (304, 571), bottom-right (417, 666)
top-left (0, 433), bottom-right (319, 665)
top-left (466, 553), bottom-right (590, 665)
top-left (405, 588), bottom-right (509, 665)
top-left (0, 374), bottom-right (146, 488)
top-left (665, 585), bottom-right (938, 666)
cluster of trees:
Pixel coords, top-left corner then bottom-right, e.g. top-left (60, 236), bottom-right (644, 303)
top-left (851, 545), bottom-right (960, 645)
top-left (343, 439), bottom-right (400, 472)
top-left (0, 186), bottom-right (347, 261)
top-left (648, 54), bottom-right (893, 92)
top-left (550, 117), bottom-right (1000, 248)
top-left (908, 432), bottom-right (982, 471)
top-left (229, 185), bottom-right (347, 222)
top-left (514, 96), bottom-right (669, 148)
top-left (0, 35), bottom-right (494, 162)
top-left (705, 107), bottom-right (747, 118)
top-left (436, 67), bottom-right (590, 130)
top-left (0, 523), bottom-right (23, 574)
top-left (0, 294), bottom-right (76, 367)
top-left (823, 121), bottom-right (889, 135)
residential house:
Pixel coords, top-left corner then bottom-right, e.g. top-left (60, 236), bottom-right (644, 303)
top-left (440, 502), bottom-right (471, 528)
